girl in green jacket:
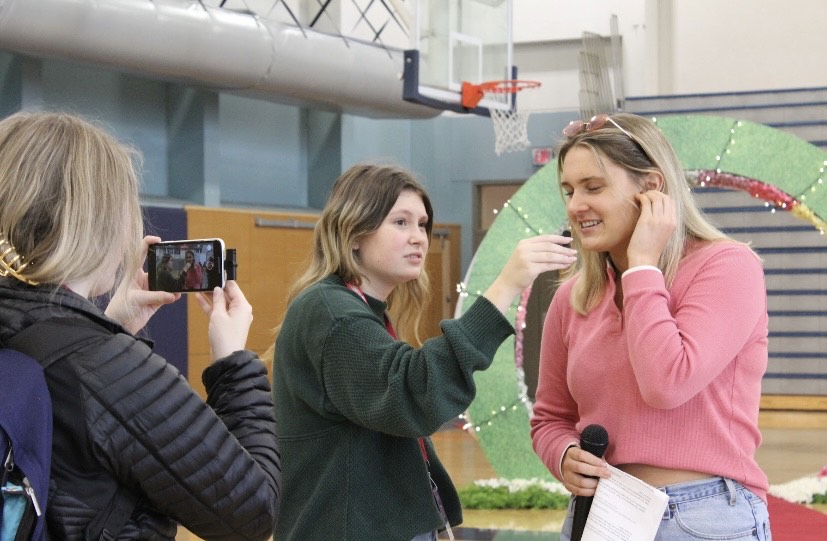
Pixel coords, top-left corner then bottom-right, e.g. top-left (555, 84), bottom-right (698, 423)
top-left (271, 163), bottom-right (576, 540)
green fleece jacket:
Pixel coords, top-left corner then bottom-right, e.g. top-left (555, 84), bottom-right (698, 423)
top-left (273, 274), bottom-right (514, 540)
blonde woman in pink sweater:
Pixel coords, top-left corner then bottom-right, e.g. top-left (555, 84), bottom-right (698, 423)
top-left (531, 113), bottom-right (771, 540)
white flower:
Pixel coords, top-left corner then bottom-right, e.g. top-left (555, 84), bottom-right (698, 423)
top-left (769, 474), bottom-right (827, 504)
top-left (473, 477), bottom-right (569, 495)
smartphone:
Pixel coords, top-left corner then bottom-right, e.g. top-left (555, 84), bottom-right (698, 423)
top-left (148, 238), bottom-right (226, 293)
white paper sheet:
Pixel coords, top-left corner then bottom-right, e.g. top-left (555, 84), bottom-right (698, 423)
top-left (581, 465), bottom-right (669, 541)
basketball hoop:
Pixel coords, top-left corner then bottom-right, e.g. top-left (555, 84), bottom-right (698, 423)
top-left (461, 80), bottom-right (541, 156)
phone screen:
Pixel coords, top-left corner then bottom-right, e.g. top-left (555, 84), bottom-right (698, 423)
top-left (147, 238), bottom-right (225, 293)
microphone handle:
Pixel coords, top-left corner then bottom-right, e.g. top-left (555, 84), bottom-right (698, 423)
top-left (570, 494), bottom-right (594, 541)
top-left (570, 427), bottom-right (608, 541)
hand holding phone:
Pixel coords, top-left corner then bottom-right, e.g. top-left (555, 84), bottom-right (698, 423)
top-left (195, 280), bottom-right (252, 360)
top-left (107, 236), bottom-right (181, 333)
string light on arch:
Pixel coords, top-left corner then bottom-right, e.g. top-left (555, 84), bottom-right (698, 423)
top-left (797, 160), bottom-right (827, 203)
top-left (458, 397), bottom-right (526, 432)
top-left (497, 199), bottom-right (545, 236)
top-left (714, 120), bottom-right (740, 174)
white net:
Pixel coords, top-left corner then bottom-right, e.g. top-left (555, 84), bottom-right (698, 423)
top-left (484, 83), bottom-right (537, 156)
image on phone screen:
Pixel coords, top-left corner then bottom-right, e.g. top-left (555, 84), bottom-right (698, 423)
top-left (147, 238), bottom-right (226, 293)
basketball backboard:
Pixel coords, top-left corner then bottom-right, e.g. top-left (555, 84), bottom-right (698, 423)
top-left (403, 0), bottom-right (514, 116)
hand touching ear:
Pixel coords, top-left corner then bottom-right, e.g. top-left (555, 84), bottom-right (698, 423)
top-left (627, 190), bottom-right (676, 268)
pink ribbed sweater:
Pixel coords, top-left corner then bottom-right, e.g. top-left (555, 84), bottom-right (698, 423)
top-left (530, 240), bottom-right (770, 500)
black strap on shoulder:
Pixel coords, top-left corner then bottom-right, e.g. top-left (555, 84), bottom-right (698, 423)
top-left (7, 317), bottom-right (140, 541)
top-left (85, 489), bottom-right (139, 541)
top-left (7, 317), bottom-right (106, 369)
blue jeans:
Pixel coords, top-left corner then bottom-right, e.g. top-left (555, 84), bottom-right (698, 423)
top-left (411, 532), bottom-right (437, 541)
top-left (560, 477), bottom-right (772, 540)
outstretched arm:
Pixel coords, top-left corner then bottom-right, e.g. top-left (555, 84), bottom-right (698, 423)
top-left (483, 234), bottom-right (576, 314)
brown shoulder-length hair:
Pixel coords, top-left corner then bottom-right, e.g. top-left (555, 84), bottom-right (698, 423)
top-left (264, 163), bottom-right (434, 362)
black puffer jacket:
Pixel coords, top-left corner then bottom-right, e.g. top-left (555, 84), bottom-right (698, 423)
top-left (0, 279), bottom-right (281, 540)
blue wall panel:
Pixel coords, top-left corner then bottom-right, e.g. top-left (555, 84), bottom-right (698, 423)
top-left (142, 205), bottom-right (188, 376)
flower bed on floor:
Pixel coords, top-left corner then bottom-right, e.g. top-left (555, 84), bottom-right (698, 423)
top-left (458, 479), bottom-right (570, 510)
top-left (458, 470), bottom-right (827, 510)
top-left (769, 468), bottom-right (827, 505)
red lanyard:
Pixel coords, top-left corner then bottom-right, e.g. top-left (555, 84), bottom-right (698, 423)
top-left (347, 282), bottom-right (427, 462)
top-left (346, 283), bottom-right (399, 339)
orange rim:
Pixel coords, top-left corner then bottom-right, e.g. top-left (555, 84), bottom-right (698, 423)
top-left (461, 80), bottom-right (541, 109)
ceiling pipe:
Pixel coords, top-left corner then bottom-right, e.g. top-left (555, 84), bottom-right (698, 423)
top-left (0, 0), bottom-right (442, 119)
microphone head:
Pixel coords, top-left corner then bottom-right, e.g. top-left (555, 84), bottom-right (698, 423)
top-left (562, 229), bottom-right (572, 238)
top-left (580, 424), bottom-right (609, 458)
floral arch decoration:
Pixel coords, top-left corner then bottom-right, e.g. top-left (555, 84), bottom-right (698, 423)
top-left (456, 115), bottom-right (827, 480)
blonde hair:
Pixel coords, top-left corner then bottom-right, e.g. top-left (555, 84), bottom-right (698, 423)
top-left (556, 113), bottom-right (737, 314)
top-left (264, 163), bottom-right (433, 362)
top-left (0, 111), bottom-right (143, 295)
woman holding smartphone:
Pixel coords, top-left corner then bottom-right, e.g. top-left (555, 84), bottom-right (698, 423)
top-left (0, 111), bottom-right (281, 540)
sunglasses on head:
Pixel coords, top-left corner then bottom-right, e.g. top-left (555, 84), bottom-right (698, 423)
top-left (562, 113), bottom-right (655, 166)
top-left (562, 113), bottom-right (634, 139)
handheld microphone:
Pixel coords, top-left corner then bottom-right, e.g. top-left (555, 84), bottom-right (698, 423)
top-left (570, 424), bottom-right (609, 541)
